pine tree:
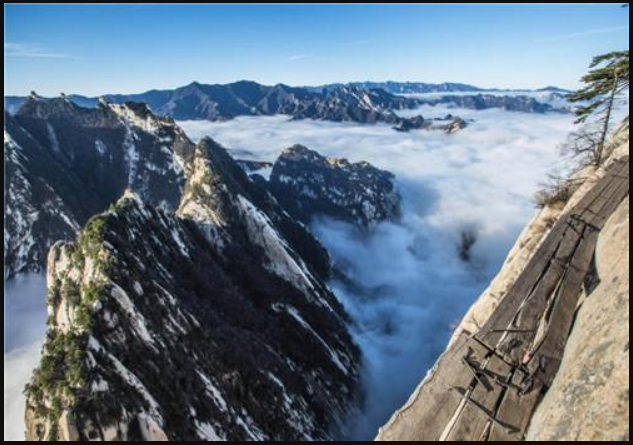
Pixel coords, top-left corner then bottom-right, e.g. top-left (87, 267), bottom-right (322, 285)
top-left (566, 50), bottom-right (629, 165)
top-left (568, 51), bottom-right (629, 123)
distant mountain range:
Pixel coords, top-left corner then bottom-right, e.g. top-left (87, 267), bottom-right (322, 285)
top-left (5, 83), bottom-right (464, 133)
top-left (4, 81), bottom-right (571, 132)
top-left (309, 82), bottom-right (572, 96)
top-left (308, 81), bottom-right (488, 94)
top-left (418, 94), bottom-right (568, 113)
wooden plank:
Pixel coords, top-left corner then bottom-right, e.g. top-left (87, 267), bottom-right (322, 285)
top-left (554, 219), bottom-right (586, 262)
top-left (526, 229), bottom-right (601, 384)
top-left (493, 160), bottom-right (629, 362)
top-left (582, 174), bottom-right (627, 227)
top-left (499, 260), bottom-right (566, 363)
top-left (446, 355), bottom-right (513, 441)
top-left (385, 157), bottom-right (630, 442)
top-left (479, 215), bottom-right (583, 354)
top-left (611, 157), bottom-right (630, 178)
top-left (587, 184), bottom-right (629, 227)
top-left (525, 163), bottom-right (628, 383)
top-left (568, 158), bottom-right (628, 225)
top-left (588, 176), bottom-right (630, 229)
top-left (573, 173), bottom-right (614, 213)
top-left (488, 370), bottom-right (544, 441)
top-left (498, 219), bottom-right (587, 362)
top-left (572, 161), bottom-right (629, 225)
top-left (476, 219), bottom-right (570, 347)
top-left (377, 335), bottom-right (488, 441)
top-left (568, 160), bottom-right (625, 218)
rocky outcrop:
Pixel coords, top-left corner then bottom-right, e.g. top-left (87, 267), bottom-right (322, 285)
top-left (24, 138), bottom-right (360, 441)
top-left (179, 138), bottom-right (333, 281)
top-left (267, 145), bottom-right (401, 230)
top-left (444, 116), bottom-right (469, 134)
top-left (4, 97), bottom-right (195, 278)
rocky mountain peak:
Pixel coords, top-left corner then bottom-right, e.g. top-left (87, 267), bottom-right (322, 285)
top-left (25, 151), bottom-right (360, 440)
top-left (4, 100), bottom-right (196, 278)
top-left (17, 94), bottom-right (101, 123)
top-left (195, 137), bottom-right (250, 186)
top-left (177, 138), bottom-right (237, 237)
top-left (280, 144), bottom-right (322, 162)
top-left (109, 100), bottom-right (154, 119)
top-left (445, 116), bottom-right (468, 134)
top-left (117, 188), bottom-right (144, 207)
top-left (178, 137), bottom-right (260, 217)
top-left (179, 137), bottom-right (334, 281)
top-left (106, 101), bottom-right (191, 149)
top-left (268, 146), bottom-right (401, 229)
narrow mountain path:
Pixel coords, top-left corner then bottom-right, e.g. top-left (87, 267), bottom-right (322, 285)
top-left (376, 156), bottom-right (630, 441)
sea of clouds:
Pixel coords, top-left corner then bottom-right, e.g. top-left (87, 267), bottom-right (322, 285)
top-left (399, 90), bottom-right (574, 110)
top-left (179, 106), bottom-right (576, 439)
top-left (3, 104), bottom-right (577, 441)
top-left (4, 274), bottom-right (47, 441)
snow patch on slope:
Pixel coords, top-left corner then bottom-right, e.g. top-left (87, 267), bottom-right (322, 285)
top-left (275, 303), bottom-right (350, 376)
top-left (236, 194), bottom-right (316, 294)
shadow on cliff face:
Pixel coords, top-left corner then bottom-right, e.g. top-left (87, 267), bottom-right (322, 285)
top-left (4, 274), bottom-right (47, 441)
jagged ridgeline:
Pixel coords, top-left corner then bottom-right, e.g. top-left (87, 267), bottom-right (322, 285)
top-left (24, 137), bottom-right (361, 441)
top-left (267, 145), bottom-right (402, 230)
top-left (6, 82), bottom-right (458, 132)
top-left (4, 95), bottom-right (196, 279)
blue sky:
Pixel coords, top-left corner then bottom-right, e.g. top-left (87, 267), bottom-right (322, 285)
top-left (4, 4), bottom-right (629, 96)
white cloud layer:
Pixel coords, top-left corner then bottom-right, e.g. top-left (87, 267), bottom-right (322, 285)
top-left (2, 106), bottom-right (578, 441)
top-left (4, 274), bottom-right (47, 441)
top-left (179, 107), bottom-right (575, 238)
top-left (179, 107), bottom-right (576, 438)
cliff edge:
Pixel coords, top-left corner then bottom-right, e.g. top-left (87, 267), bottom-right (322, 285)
top-left (377, 118), bottom-right (629, 441)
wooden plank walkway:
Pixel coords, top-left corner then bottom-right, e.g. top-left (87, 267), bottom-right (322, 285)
top-left (389, 157), bottom-right (629, 441)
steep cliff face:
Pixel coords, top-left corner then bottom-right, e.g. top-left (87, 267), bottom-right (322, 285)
top-left (24, 139), bottom-right (360, 441)
top-left (523, 121), bottom-right (630, 442)
top-left (14, 96), bottom-right (194, 210)
top-left (179, 138), bottom-right (333, 281)
top-left (377, 119), bottom-right (629, 441)
top-left (4, 112), bottom-right (81, 279)
top-left (526, 196), bottom-right (629, 441)
top-left (4, 96), bottom-right (195, 278)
